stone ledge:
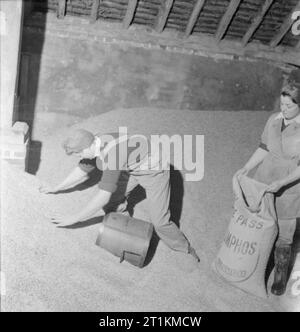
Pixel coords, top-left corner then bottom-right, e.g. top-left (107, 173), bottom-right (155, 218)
top-left (0, 122), bottom-right (30, 171)
top-left (0, 122), bottom-right (29, 145)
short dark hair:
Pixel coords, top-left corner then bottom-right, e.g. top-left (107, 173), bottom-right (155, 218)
top-left (281, 84), bottom-right (299, 105)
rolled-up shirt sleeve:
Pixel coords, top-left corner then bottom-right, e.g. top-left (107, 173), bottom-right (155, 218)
top-left (96, 144), bottom-right (127, 193)
top-left (258, 113), bottom-right (278, 152)
top-left (78, 158), bottom-right (97, 173)
top-left (260, 120), bottom-right (269, 148)
top-left (259, 142), bottom-right (269, 151)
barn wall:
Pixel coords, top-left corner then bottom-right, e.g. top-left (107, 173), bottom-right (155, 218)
top-left (20, 15), bottom-right (285, 122)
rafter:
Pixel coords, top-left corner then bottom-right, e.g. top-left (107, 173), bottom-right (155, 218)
top-left (270, 1), bottom-right (300, 48)
top-left (215, 0), bottom-right (241, 42)
top-left (242, 0), bottom-right (274, 46)
top-left (123, 0), bottom-right (138, 29)
top-left (185, 0), bottom-right (206, 37)
top-left (155, 0), bottom-right (174, 33)
top-left (57, 0), bottom-right (67, 19)
top-left (90, 0), bottom-right (101, 23)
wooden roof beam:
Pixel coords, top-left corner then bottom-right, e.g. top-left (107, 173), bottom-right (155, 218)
top-left (155, 0), bottom-right (174, 33)
top-left (215, 0), bottom-right (241, 42)
top-left (90, 0), bottom-right (101, 23)
top-left (123, 0), bottom-right (138, 29)
top-left (57, 0), bottom-right (67, 19)
top-left (242, 0), bottom-right (274, 47)
top-left (185, 0), bottom-right (206, 37)
top-left (270, 1), bottom-right (300, 48)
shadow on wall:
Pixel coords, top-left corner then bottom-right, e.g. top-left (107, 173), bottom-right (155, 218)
top-left (20, 13), bottom-right (285, 117)
top-left (18, 1), bottom-right (47, 174)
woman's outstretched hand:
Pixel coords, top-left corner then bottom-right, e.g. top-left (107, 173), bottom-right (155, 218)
top-left (50, 213), bottom-right (79, 227)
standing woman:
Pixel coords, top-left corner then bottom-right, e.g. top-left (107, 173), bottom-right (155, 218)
top-left (235, 82), bottom-right (300, 296)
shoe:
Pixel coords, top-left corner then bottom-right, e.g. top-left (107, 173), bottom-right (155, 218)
top-left (271, 244), bottom-right (291, 296)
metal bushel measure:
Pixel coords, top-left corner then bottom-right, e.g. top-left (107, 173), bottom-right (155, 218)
top-left (96, 213), bottom-right (154, 268)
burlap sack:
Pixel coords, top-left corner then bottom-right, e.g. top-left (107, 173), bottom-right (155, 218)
top-left (213, 175), bottom-right (278, 298)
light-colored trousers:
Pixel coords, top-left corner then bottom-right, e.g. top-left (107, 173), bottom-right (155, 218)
top-left (105, 170), bottom-right (190, 253)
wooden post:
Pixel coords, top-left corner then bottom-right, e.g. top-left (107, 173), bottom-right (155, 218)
top-left (24, 0), bottom-right (33, 19)
top-left (90, 0), bottom-right (101, 23)
top-left (215, 0), bottom-right (241, 42)
top-left (123, 0), bottom-right (138, 29)
top-left (242, 0), bottom-right (274, 46)
top-left (185, 0), bottom-right (206, 37)
top-left (19, 54), bottom-right (30, 122)
top-left (0, 0), bottom-right (24, 128)
top-left (270, 2), bottom-right (300, 48)
top-left (155, 0), bottom-right (174, 33)
top-left (57, 0), bottom-right (67, 19)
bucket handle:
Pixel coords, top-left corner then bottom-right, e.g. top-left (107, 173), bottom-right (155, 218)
top-left (120, 251), bottom-right (142, 263)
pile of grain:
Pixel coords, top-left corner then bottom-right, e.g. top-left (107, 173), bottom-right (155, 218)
top-left (1, 108), bottom-right (283, 311)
